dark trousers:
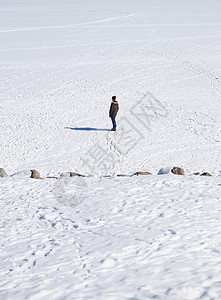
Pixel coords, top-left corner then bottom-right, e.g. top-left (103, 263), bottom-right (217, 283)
top-left (110, 115), bottom-right (116, 129)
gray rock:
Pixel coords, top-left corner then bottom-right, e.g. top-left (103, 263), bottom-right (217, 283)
top-left (171, 167), bottom-right (184, 175)
top-left (0, 168), bottom-right (8, 177)
top-left (157, 167), bottom-right (172, 175)
top-left (193, 172), bottom-right (200, 175)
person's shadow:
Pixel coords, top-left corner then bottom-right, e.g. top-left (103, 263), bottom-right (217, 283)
top-left (65, 127), bottom-right (110, 131)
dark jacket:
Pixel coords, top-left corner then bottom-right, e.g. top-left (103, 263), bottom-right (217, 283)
top-left (109, 101), bottom-right (119, 117)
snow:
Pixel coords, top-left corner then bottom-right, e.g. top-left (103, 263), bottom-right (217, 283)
top-left (1, 0), bottom-right (221, 299)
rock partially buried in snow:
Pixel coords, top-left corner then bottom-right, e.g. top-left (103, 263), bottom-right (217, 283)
top-left (201, 172), bottom-right (212, 177)
top-left (193, 172), bottom-right (201, 175)
top-left (30, 170), bottom-right (44, 179)
top-left (117, 174), bottom-right (130, 177)
top-left (0, 168), bottom-right (8, 177)
top-left (61, 172), bottom-right (86, 178)
top-left (133, 171), bottom-right (152, 176)
top-left (158, 167), bottom-right (184, 175)
top-left (69, 172), bottom-right (86, 177)
top-left (171, 167), bottom-right (184, 175)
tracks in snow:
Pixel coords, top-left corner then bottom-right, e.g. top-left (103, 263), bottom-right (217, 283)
top-left (0, 14), bottom-right (134, 33)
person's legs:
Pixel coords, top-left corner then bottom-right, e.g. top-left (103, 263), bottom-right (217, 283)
top-left (111, 115), bottom-right (116, 129)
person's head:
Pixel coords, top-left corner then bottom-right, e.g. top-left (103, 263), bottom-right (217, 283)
top-left (112, 96), bottom-right (116, 101)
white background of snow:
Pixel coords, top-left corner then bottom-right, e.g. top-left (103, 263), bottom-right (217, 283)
top-left (0, 0), bottom-right (221, 299)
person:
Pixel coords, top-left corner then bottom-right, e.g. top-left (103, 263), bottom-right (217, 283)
top-left (109, 96), bottom-right (119, 131)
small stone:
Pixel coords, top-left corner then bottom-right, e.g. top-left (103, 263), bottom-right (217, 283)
top-left (193, 172), bottom-right (200, 175)
top-left (69, 172), bottom-right (86, 177)
top-left (201, 172), bottom-right (212, 177)
top-left (0, 168), bottom-right (8, 177)
top-left (133, 171), bottom-right (152, 176)
top-left (61, 172), bottom-right (86, 178)
top-left (117, 174), bottom-right (130, 177)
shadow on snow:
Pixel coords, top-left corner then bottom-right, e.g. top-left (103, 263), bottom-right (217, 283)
top-left (65, 127), bottom-right (110, 131)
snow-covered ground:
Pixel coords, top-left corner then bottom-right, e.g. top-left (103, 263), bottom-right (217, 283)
top-left (1, 0), bottom-right (221, 299)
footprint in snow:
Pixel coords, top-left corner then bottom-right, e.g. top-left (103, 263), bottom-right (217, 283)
top-left (100, 258), bottom-right (118, 268)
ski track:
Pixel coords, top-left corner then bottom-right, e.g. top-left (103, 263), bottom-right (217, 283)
top-left (0, 14), bottom-right (135, 33)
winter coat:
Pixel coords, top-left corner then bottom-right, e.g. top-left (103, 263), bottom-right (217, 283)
top-left (109, 101), bottom-right (119, 117)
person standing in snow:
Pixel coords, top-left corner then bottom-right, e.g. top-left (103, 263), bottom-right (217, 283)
top-left (109, 96), bottom-right (119, 131)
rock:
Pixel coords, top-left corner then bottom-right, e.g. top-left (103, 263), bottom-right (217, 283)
top-left (61, 172), bottom-right (86, 178)
top-left (69, 172), bottom-right (86, 177)
top-left (30, 170), bottom-right (44, 179)
top-left (158, 166), bottom-right (184, 175)
top-left (157, 167), bottom-right (172, 175)
top-left (200, 172), bottom-right (212, 177)
top-left (171, 167), bottom-right (184, 175)
top-left (193, 172), bottom-right (212, 176)
top-left (117, 174), bottom-right (130, 177)
top-left (0, 168), bottom-right (8, 177)
top-left (103, 175), bottom-right (111, 178)
top-left (133, 171), bottom-right (152, 176)
top-left (47, 176), bottom-right (58, 179)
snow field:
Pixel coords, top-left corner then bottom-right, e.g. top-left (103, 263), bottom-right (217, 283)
top-left (0, 175), bottom-right (221, 299)
top-left (1, 0), bottom-right (221, 299)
